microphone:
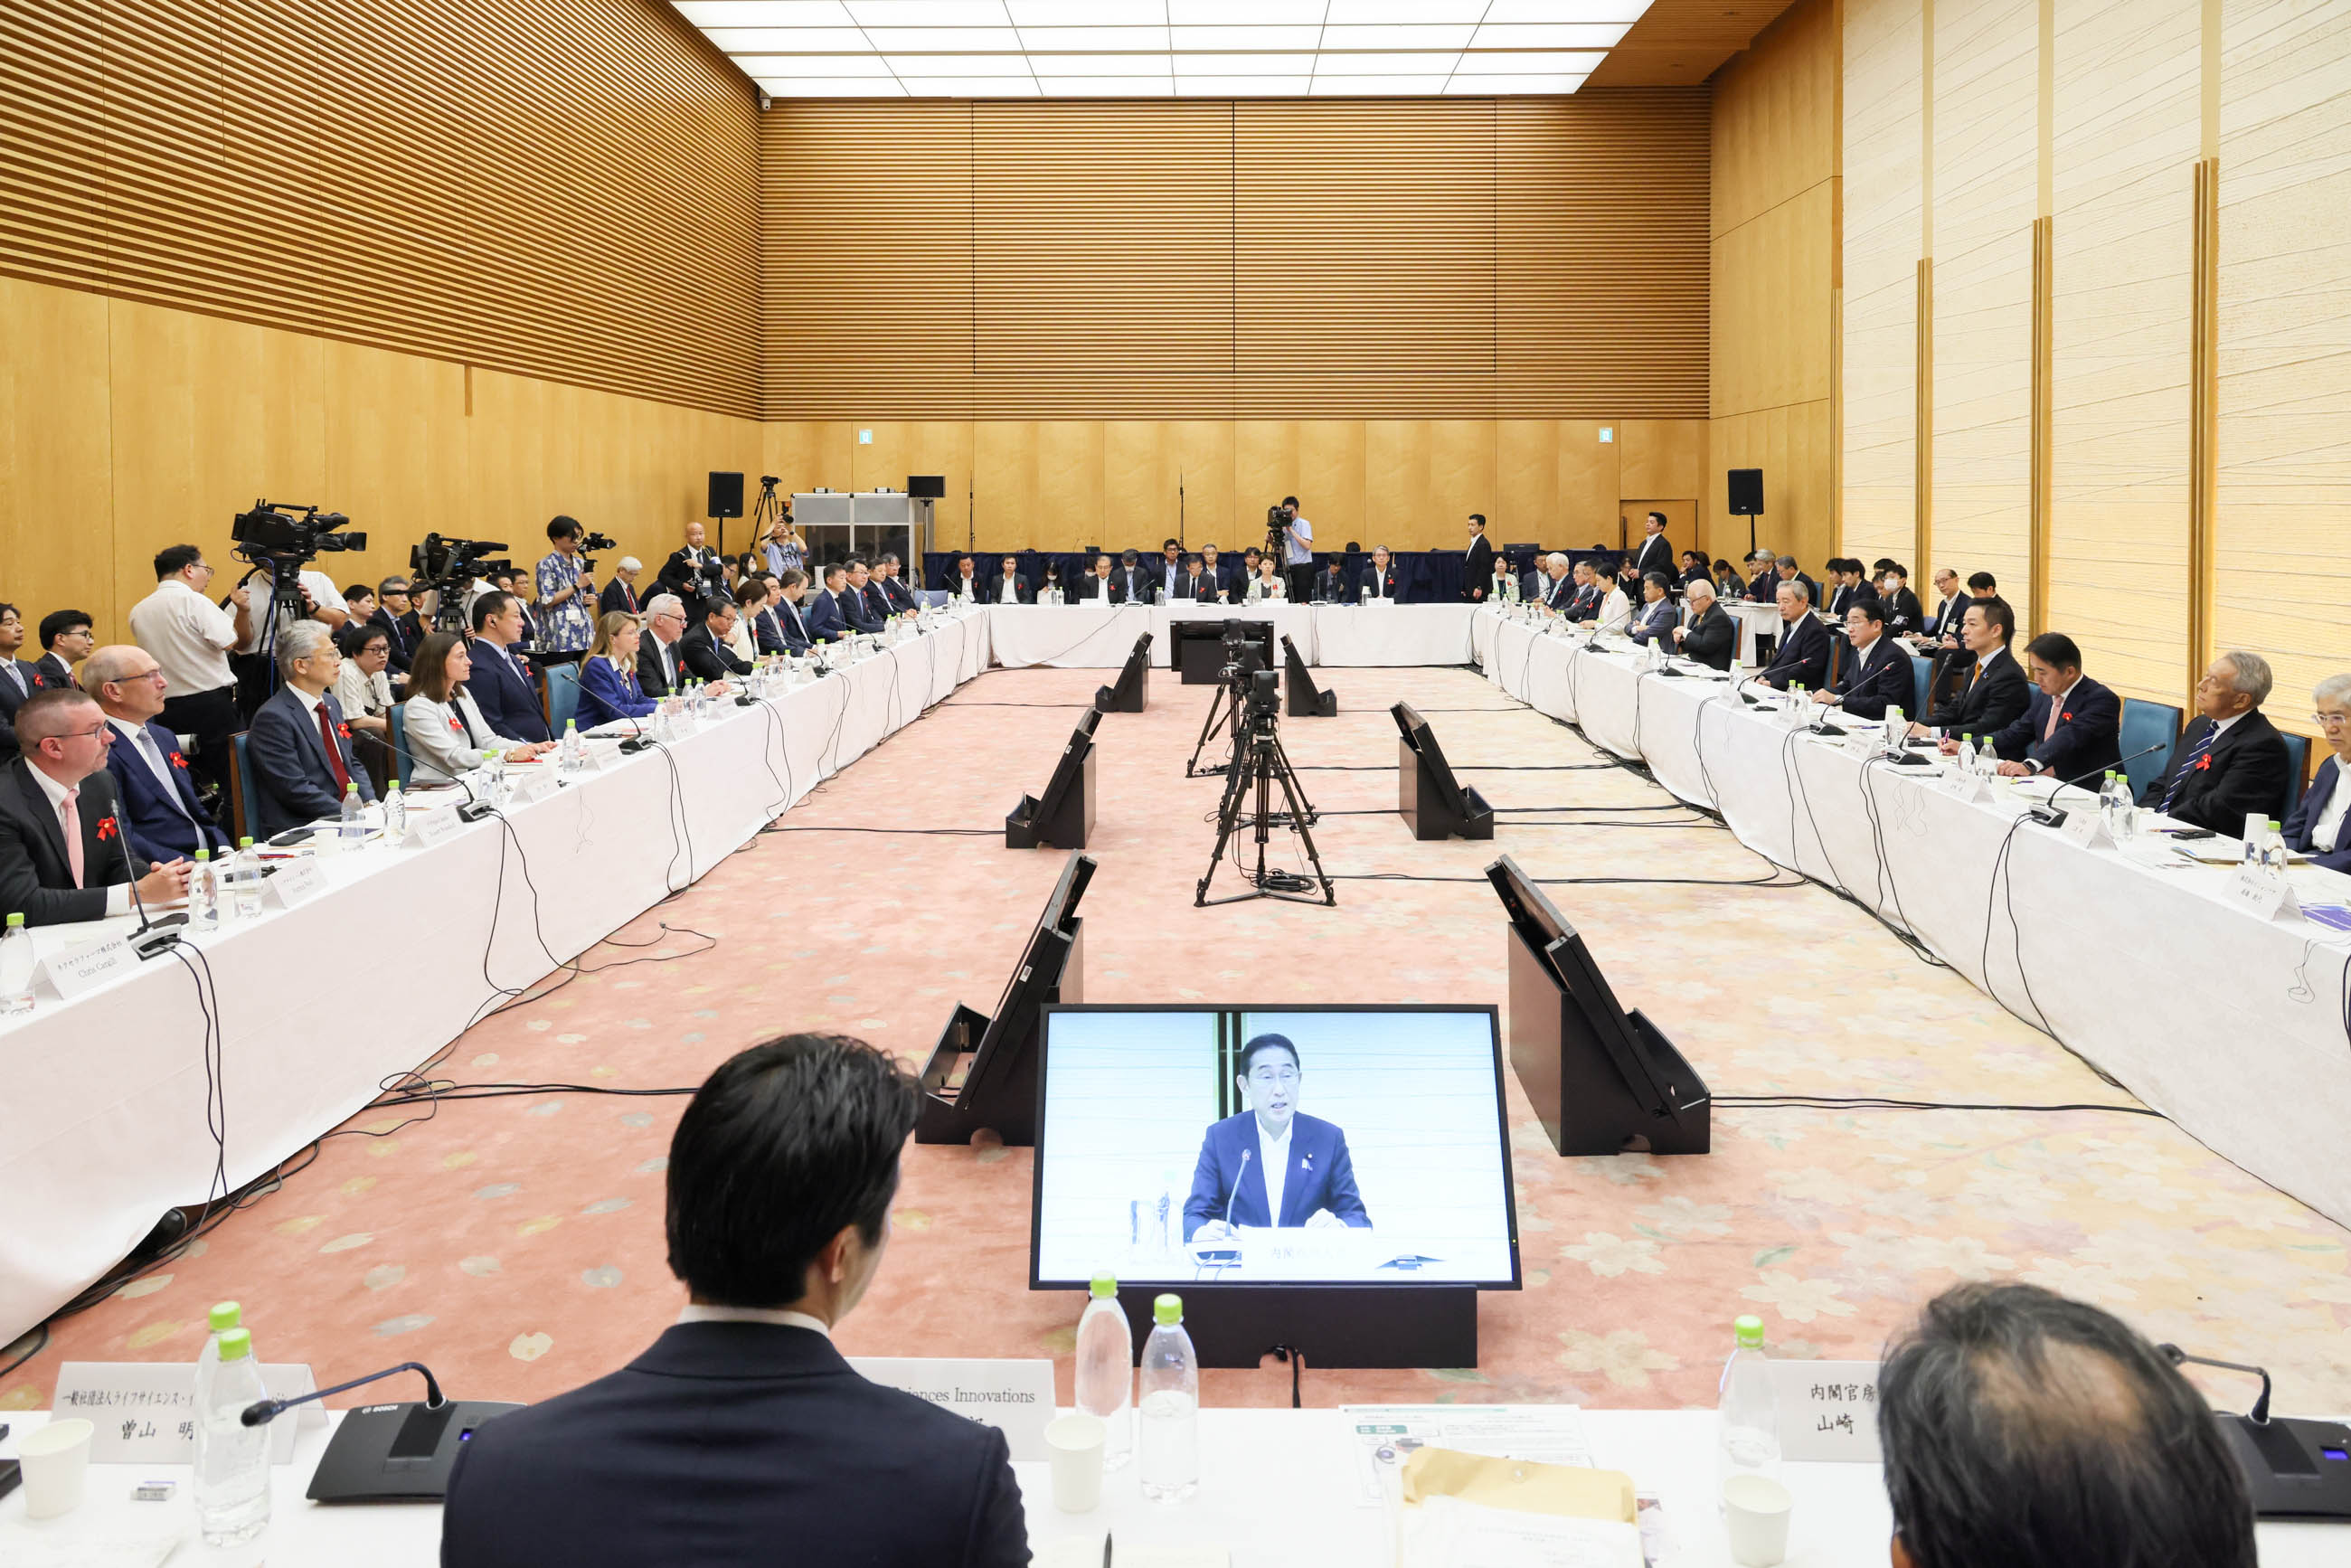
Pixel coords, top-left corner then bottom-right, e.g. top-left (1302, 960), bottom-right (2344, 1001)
top-left (398, 752), bottom-right (496, 821)
top-left (1223, 1148), bottom-right (1251, 1232)
top-left (113, 817), bottom-right (189, 959)
top-left (2022, 741), bottom-right (2168, 827)
top-left (1577, 604), bottom-right (1634, 649)
top-left (242, 1360), bottom-right (443, 1428)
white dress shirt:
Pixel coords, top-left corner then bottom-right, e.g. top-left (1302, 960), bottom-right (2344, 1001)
top-left (2312, 758), bottom-right (2350, 852)
top-left (1256, 1115), bottom-right (1293, 1226)
top-left (24, 762), bottom-right (133, 916)
top-left (127, 578), bottom-right (240, 694)
top-left (676, 1304), bottom-right (832, 1337)
top-left (1077, 576), bottom-right (1115, 603)
top-left (234, 571), bottom-right (347, 655)
top-left (335, 662), bottom-right (392, 720)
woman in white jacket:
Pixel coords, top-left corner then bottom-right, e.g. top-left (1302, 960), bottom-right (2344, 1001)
top-left (399, 631), bottom-right (554, 782)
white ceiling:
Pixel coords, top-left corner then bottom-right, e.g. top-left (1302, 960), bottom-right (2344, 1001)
top-left (675, 1), bottom-right (1655, 99)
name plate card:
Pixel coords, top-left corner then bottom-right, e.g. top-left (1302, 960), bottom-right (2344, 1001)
top-left (1940, 770), bottom-right (1993, 805)
top-left (506, 769), bottom-right (559, 806)
top-left (56, 1362), bottom-right (321, 1465)
top-left (36, 933), bottom-right (133, 1001)
top-left (403, 808), bottom-right (462, 849)
top-left (848, 1357), bottom-right (1054, 1460)
top-left (2059, 808), bottom-right (2115, 850)
top-left (1770, 1359), bottom-right (1883, 1462)
top-left (262, 856), bottom-right (329, 910)
top-left (2225, 863), bottom-right (2304, 924)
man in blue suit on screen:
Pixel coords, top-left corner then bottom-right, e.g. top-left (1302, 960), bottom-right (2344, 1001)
top-left (1183, 1033), bottom-right (1371, 1242)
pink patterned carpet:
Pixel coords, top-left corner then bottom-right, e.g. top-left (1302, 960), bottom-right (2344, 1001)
top-left (9, 665), bottom-right (2348, 1417)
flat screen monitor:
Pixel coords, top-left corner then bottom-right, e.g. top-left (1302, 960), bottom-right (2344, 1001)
top-left (908, 474), bottom-right (947, 499)
top-left (1032, 1005), bottom-right (1520, 1289)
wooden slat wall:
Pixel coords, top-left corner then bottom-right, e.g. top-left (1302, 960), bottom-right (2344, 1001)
top-left (0, 0), bottom-right (759, 420)
top-left (1840, 0), bottom-right (1924, 571)
top-left (758, 92), bottom-right (1708, 424)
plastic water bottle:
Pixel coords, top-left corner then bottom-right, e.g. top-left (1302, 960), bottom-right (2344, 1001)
top-left (194, 1326), bottom-right (271, 1545)
top-left (2264, 818), bottom-right (2288, 879)
top-left (1137, 1293), bottom-right (1199, 1503)
top-left (2098, 770), bottom-right (2128, 835)
top-left (231, 838), bottom-right (263, 921)
top-left (1957, 733), bottom-right (1978, 775)
top-left (339, 780), bottom-right (365, 842)
top-left (192, 1299), bottom-right (241, 1415)
top-left (480, 749), bottom-right (506, 808)
top-left (1075, 1274), bottom-right (1136, 1472)
top-left (0, 912), bottom-right (34, 1015)
top-left (1715, 1315), bottom-right (1781, 1505)
top-left (188, 849), bottom-right (218, 931)
top-left (560, 719), bottom-right (587, 776)
top-left (382, 783), bottom-right (406, 838)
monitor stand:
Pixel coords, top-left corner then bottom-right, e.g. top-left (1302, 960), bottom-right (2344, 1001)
top-left (1109, 1283), bottom-right (1476, 1369)
top-left (1399, 739), bottom-right (1494, 840)
top-left (1506, 925), bottom-right (1710, 1157)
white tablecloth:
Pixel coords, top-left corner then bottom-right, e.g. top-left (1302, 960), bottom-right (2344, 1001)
top-left (988, 603), bottom-right (1477, 669)
top-left (0, 613), bottom-right (992, 1344)
top-left (1471, 609), bottom-right (2351, 1231)
top-left (2, 1405), bottom-right (2337, 1567)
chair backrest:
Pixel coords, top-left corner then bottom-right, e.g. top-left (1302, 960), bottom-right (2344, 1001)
top-left (227, 731), bottom-right (258, 845)
top-left (1520, 569), bottom-right (1544, 600)
top-left (1908, 655), bottom-right (1933, 719)
top-left (387, 704), bottom-right (414, 789)
top-left (2280, 732), bottom-right (2309, 823)
top-left (2118, 697), bottom-right (2183, 802)
top-left (544, 662), bottom-right (582, 735)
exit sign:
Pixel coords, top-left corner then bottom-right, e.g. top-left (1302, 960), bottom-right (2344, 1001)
top-left (1599, 427), bottom-right (1614, 443)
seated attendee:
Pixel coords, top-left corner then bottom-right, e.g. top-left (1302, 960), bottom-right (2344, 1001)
top-left (577, 613), bottom-right (659, 730)
top-left (1877, 1281), bottom-right (2253, 1568)
top-left (1745, 550), bottom-right (1780, 602)
top-left (841, 561), bottom-right (888, 632)
top-left (1919, 566), bottom-right (1969, 645)
top-left (1238, 545), bottom-right (1264, 590)
top-left (1245, 554), bottom-right (1287, 603)
top-left (876, 555), bottom-right (920, 613)
top-left (1990, 633), bottom-right (2123, 782)
top-left (683, 598), bottom-right (755, 683)
top-left (82, 645), bottom-right (231, 864)
top-left (0, 687), bottom-right (189, 925)
top-left (0, 604), bottom-right (42, 756)
top-left (1813, 600), bottom-right (1912, 719)
top-left (1537, 553), bottom-right (1574, 611)
top-left (600, 556), bottom-right (647, 618)
top-left (723, 582), bottom-right (763, 664)
top-left (743, 578), bottom-right (787, 656)
top-left (763, 571), bottom-right (813, 655)
top-left (1168, 553), bottom-right (1211, 602)
top-left (1072, 553), bottom-right (1121, 606)
top-left (1628, 572), bottom-right (1678, 645)
top-left (1756, 580), bottom-right (1829, 690)
top-left (985, 556), bottom-right (1029, 605)
top-left (1311, 558), bottom-right (1352, 603)
top-left (464, 590), bottom-right (553, 744)
top-left (1563, 562), bottom-right (1604, 622)
top-left (1678, 550), bottom-right (1712, 592)
top-left (1878, 563), bottom-right (1923, 635)
top-left (441, 1034), bottom-right (1027, 1568)
top-left (1037, 562), bottom-right (1064, 600)
top-left (2283, 675), bottom-right (2351, 874)
top-left (1772, 554), bottom-right (1820, 610)
top-left (1116, 549), bottom-right (1156, 606)
top-left (332, 621), bottom-right (397, 789)
top-left (1361, 545), bottom-right (1400, 602)
top-left (1197, 543), bottom-right (1228, 599)
top-left (1713, 558), bottom-right (1743, 597)
top-left (637, 594), bottom-right (693, 697)
top-left (245, 622), bottom-right (375, 838)
top-left (1672, 578), bottom-right (1734, 670)
top-left (1921, 598), bottom-right (2030, 742)
top-left (401, 631), bottom-right (554, 781)
top-left (2142, 650), bottom-right (2293, 834)
top-left (34, 609), bottom-right (94, 690)
top-left (1826, 560), bottom-right (1880, 618)
top-left (944, 554), bottom-right (981, 600)
top-left (372, 578), bottom-right (421, 677)
top-left (803, 569), bottom-right (854, 643)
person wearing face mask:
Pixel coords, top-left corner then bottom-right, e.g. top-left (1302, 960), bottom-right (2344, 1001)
top-left (1183, 1034), bottom-right (1371, 1242)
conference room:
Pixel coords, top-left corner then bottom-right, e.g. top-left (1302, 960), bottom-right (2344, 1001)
top-left (3, 1), bottom-right (2348, 1564)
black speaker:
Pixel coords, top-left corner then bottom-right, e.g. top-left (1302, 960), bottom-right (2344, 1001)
top-left (1726, 468), bottom-right (1764, 516)
top-left (707, 471), bottom-right (744, 519)
top-left (908, 474), bottom-right (946, 499)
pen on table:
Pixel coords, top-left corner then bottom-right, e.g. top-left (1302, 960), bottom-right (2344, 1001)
top-left (1101, 1533), bottom-right (1111, 1566)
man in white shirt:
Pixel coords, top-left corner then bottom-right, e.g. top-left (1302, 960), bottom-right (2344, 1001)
top-left (1072, 554), bottom-right (1120, 606)
top-left (233, 565), bottom-right (348, 652)
top-left (1183, 1033), bottom-right (1371, 1242)
top-left (0, 686), bottom-right (190, 924)
top-left (1276, 496), bottom-right (1315, 603)
top-left (128, 543), bottom-right (251, 805)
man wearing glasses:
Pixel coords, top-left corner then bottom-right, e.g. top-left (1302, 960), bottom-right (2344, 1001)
top-left (2280, 677), bottom-right (2351, 874)
top-left (371, 577), bottom-right (422, 679)
top-left (636, 594), bottom-right (693, 699)
top-left (128, 543), bottom-right (252, 808)
top-left (84, 645), bottom-right (233, 864)
top-left (1183, 1033), bottom-right (1372, 1243)
top-left (0, 686), bottom-right (191, 925)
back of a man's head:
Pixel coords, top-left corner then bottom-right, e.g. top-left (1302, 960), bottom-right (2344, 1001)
top-left (665, 1034), bottom-right (919, 1309)
top-left (1879, 1282), bottom-right (2252, 1568)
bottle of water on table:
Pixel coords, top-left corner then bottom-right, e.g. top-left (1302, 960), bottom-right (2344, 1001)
top-left (188, 849), bottom-right (218, 931)
top-left (0, 912), bottom-right (35, 1015)
top-left (339, 780), bottom-right (365, 842)
top-left (194, 1326), bottom-right (271, 1546)
top-left (232, 837), bottom-right (263, 921)
top-left (1138, 1292), bottom-right (1198, 1502)
top-left (1074, 1273), bottom-right (1135, 1471)
top-left (1716, 1314), bottom-right (1781, 1506)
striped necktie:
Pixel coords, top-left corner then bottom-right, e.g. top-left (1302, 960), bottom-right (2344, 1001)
top-left (2163, 724), bottom-right (2220, 813)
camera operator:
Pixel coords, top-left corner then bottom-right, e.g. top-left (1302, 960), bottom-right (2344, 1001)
top-left (660, 522), bottom-right (731, 618)
top-left (533, 515), bottom-right (601, 666)
top-left (1272, 496), bottom-right (1316, 602)
top-left (756, 494), bottom-right (807, 579)
top-left (230, 559), bottom-right (348, 719)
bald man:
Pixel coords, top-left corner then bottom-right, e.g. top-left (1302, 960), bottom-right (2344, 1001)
top-left (86, 644), bottom-right (232, 864)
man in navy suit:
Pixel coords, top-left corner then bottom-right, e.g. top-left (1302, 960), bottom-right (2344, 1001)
top-left (1756, 580), bottom-right (1831, 691)
top-left (85, 645), bottom-right (231, 864)
top-left (2140, 650), bottom-right (2294, 834)
top-left (244, 622), bottom-right (375, 839)
top-left (1627, 572), bottom-right (1680, 646)
top-left (842, 561), bottom-right (889, 633)
top-left (1183, 1034), bottom-right (1372, 1242)
top-left (2282, 675), bottom-right (2351, 874)
top-left (1116, 549), bottom-right (1157, 606)
top-left (771, 571), bottom-right (817, 652)
top-left (0, 688), bottom-right (190, 925)
top-left (806, 566), bottom-right (855, 641)
top-left (1922, 598), bottom-right (2032, 742)
top-left (876, 555), bottom-right (921, 613)
top-left (1812, 600), bottom-right (1914, 721)
top-left (465, 590), bottom-right (552, 743)
top-left (443, 1034), bottom-right (1027, 1568)
top-left (1990, 633), bottom-right (2123, 783)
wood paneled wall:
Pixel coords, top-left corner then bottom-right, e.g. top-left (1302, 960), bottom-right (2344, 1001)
top-left (1710, 0), bottom-right (1842, 573)
top-left (0, 0), bottom-right (759, 420)
top-left (1839, 0), bottom-right (1924, 571)
top-left (0, 275), bottom-right (760, 647)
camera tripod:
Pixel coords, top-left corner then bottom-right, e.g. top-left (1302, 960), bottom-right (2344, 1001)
top-left (1194, 679), bottom-right (1335, 908)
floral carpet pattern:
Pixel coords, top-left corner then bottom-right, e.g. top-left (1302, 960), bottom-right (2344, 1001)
top-left (10, 665), bottom-right (2347, 1418)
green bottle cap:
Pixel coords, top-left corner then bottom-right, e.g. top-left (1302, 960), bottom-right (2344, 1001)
top-left (1733, 1315), bottom-right (1765, 1349)
top-left (216, 1327), bottom-right (253, 1362)
top-left (5, 912), bottom-right (23, 928)
top-left (209, 1300), bottom-right (241, 1333)
top-left (239, 836), bottom-right (254, 848)
top-left (194, 849), bottom-right (210, 863)
top-left (1090, 1273), bottom-right (1117, 1299)
top-left (345, 780), bottom-right (359, 794)
top-left (566, 719), bottom-right (577, 732)
top-left (1153, 1293), bottom-right (1183, 1327)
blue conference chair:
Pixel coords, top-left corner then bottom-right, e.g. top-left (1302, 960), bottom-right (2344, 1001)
top-left (1908, 656), bottom-right (1933, 720)
top-left (543, 662), bottom-right (582, 734)
top-left (386, 705), bottom-right (414, 788)
top-left (227, 732), bottom-right (261, 845)
top-left (2118, 698), bottom-right (2183, 802)
top-left (2279, 732), bottom-right (2309, 823)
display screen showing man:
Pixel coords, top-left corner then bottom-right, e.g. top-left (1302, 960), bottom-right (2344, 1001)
top-left (1183, 1034), bottom-right (1371, 1242)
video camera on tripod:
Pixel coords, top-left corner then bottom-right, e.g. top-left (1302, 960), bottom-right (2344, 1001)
top-left (409, 534), bottom-right (513, 631)
top-left (231, 500), bottom-right (366, 624)
top-left (1264, 500), bottom-right (1298, 559)
top-left (574, 528), bottom-right (617, 573)
top-left (1194, 627), bottom-right (1334, 909)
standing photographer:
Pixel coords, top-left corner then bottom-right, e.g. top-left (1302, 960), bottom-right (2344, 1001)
top-left (1273, 496), bottom-right (1316, 603)
top-left (534, 516), bottom-right (599, 666)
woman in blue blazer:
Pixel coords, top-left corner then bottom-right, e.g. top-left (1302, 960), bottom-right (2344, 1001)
top-left (2282, 674), bottom-right (2351, 874)
top-left (576, 611), bottom-right (657, 730)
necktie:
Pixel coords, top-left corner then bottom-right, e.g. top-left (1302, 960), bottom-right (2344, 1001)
top-left (3, 664), bottom-right (21, 697)
top-left (2043, 694), bottom-right (2062, 741)
top-left (316, 702), bottom-right (351, 790)
top-left (59, 787), bottom-right (83, 888)
top-left (786, 601), bottom-right (805, 638)
top-left (1967, 661), bottom-right (1982, 691)
top-left (139, 729), bottom-right (194, 822)
top-left (2163, 724), bottom-right (2219, 813)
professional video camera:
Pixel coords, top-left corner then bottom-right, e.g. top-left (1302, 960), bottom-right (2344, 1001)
top-left (409, 533), bottom-right (513, 631)
top-left (575, 528), bottom-right (617, 572)
top-left (1264, 500), bottom-right (1297, 559)
top-left (231, 500), bottom-right (366, 566)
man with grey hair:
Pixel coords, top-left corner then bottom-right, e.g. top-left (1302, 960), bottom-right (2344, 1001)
top-left (637, 592), bottom-right (691, 699)
top-left (0, 685), bottom-right (190, 924)
top-left (600, 556), bottom-right (647, 618)
top-left (84, 644), bottom-right (231, 864)
top-left (1539, 552), bottom-right (1574, 611)
top-left (1672, 576), bottom-right (1735, 670)
top-left (245, 619), bottom-right (374, 838)
top-left (2282, 672), bottom-right (2351, 873)
top-left (2142, 649), bottom-right (2293, 834)
top-left (1754, 577), bottom-right (1829, 690)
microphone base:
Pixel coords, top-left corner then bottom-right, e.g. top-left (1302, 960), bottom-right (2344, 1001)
top-left (305, 1399), bottom-right (524, 1504)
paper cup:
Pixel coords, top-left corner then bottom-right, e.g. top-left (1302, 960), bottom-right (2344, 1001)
top-left (1044, 1412), bottom-right (1107, 1514)
top-left (20, 1418), bottom-right (94, 1519)
top-left (1723, 1471), bottom-right (1793, 1566)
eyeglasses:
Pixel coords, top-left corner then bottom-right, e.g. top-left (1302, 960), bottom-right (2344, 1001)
top-left (59, 723), bottom-right (110, 742)
top-left (2315, 711), bottom-right (2350, 727)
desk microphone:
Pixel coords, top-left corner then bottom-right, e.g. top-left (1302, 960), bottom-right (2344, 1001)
top-left (241, 1360), bottom-right (443, 1428)
top-left (2022, 741), bottom-right (2168, 827)
top-left (114, 817), bottom-right (189, 959)
top-left (1223, 1148), bottom-right (1251, 1232)
top-left (1577, 606), bottom-right (1633, 649)
top-left (399, 755), bottom-right (496, 821)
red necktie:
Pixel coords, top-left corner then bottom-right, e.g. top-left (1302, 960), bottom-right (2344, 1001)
top-left (316, 703), bottom-right (351, 790)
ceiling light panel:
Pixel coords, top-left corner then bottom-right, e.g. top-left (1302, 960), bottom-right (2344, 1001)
top-left (1445, 73), bottom-right (1589, 92)
top-left (1310, 75), bottom-right (1453, 93)
top-left (1312, 50), bottom-right (1461, 72)
top-left (1042, 78), bottom-right (1176, 94)
top-left (1322, 0), bottom-right (1488, 21)
top-left (1176, 75), bottom-right (1314, 94)
top-left (864, 26), bottom-right (1023, 48)
top-left (743, 52), bottom-right (899, 75)
top-left (844, 0), bottom-right (1011, 24)
top-left (754, 76), bottom-right (909, 94)
top-left (1018, 26), bottom-right (1173, 48)
top-left (1468, 23), bottom-right (1628, 47)
top-left (680, 1), bottom-right (855, 23)
top-left (1029, 53), bottom-right (1176, 75)
top-left (902, 76), bottom-right (1043, 94)
top-left (1174, 52), bottom-right (1317, 73)
top-left (888, 52), bottom-right (1037, 74)
top-left (1477, 0), bottom-right (1651, 21)
top-left (1008, 0), bottom-right (1166, 22)
top-left (714, 29), bottom-right (875, 50)
top-left (1452, 50), bottom-right (1606, 71)
top-left (1166, 0), bottom-right (1331, 24)
top-left (1318, 24), bottom-right (1476, 47)
top-left (1168, 25), bottom-right (1326, 48)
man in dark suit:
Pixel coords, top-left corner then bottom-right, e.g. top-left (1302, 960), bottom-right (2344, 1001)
top-left (943, 554), bottom-right (983, 600)
top-left (440, 1034), bottom-right (1028, 1568)
top-left (1154, 539), bottom-right (1188, 605)
top-left (1182, 1034), bottom-right (1372, 1242)
top-left (1745, 550), bottom-right (1780, 603)
top-left (1461, 515), bottom-right (1495, 603)
top-left (637, 594), bottom-right (693, 697)
top-left (1563, 562), bottom-right (1605, 622)
top-left (0, 687), bottom-right (188, 925)
top-left (1756, 580), bottom-right (1831, 690)
top-left (1071, 553), bottom-right (1124, 606)
top-left (1772, 556), bottom-right (1821, 612)
top-left (1988, 632), bottom-right (2124, 784)
top-left (1311, 559), bottom-right (1353, 603)
top-left (1812, 600), bottom-right (1913, 720)
top-left (876, 555), bottom-right (921, 614)
top-left (843, 561), bottom-right (890, 632)
top-left (657, 522), bottom-right (730, 618)
top-left (1923, 598), bottom-right (2031, 741)
top-left (1825, 560), bottom-right (1882, 619)
top-left (741, 580), bottom-right (787, 656)
top-left (771, 571), bottom-right (817, 653)
top-left (1361, 545), bottom-right (1401, 602)
top-left (370, 577), bottom-right (422, 679)
top-left (1166, 554), bottom-right (1211, 602)
top-left (1672, 578), bottom-right (1736, 670)
top-left (2282, 675), bottom-right (2351, 874)
top-left (600, 558), bottom-right (647, 619)
top-left (1678, 550), bottom-right (1713, 592)
top-left (33, 609), bottom-right (92, 692)
top-left (2141, 650), bottom-right (2294, 833)
top-left (1628, 572), bottom-right (1680, 646)
top-left (1629, 511), bottom-right (1674, 585)
top-left (1535, 553), bottom-right (1574, 611)
top-left (85, 645), bottom-right (232, 864)
top-left (1877, 564), bottom-right (1924, 636)
top-left (465, 591), bottom-right (552, 744)
top-left (682, 599), bottom-right (754, 683)
top-left (1920, 567), bottom-right (1969, 644)
top-left (0, 603), bottom-right (46, 759)
top-left (804, 568), bottom-right (855, 642)
top-left (1115, 549), bottom-right (1157, 606)
top-left (1197, 544), bottom-right (1231, 601)
top-left (984, 556), bottom-right (1030, 605)
top-left (244, 622), bottom-right (375, 840)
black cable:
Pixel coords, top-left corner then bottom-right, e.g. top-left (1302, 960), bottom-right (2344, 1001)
top-left (940, 701), bottom-right (1097, 709)
top-left (1982, 814), bottom-right (2057, 1034)
top-left (765, 824), bottom-right (999, 836)
top-left (1323, 869), bottom-right (1805, 888)
top-left (0, 1324), bottom-right (50, 1381)
top-left (1716, 1094), bottom-right (2158, 1118)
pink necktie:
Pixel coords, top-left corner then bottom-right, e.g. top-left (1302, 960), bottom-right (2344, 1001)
top-left (59, 787), bottom-right (83, 888)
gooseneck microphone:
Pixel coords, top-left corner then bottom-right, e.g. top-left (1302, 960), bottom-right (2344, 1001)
top-left (1223, 1148), bottom-right (1251, 1232)
top-left (114, 816), bottom-right (190, 959)
top-left (2022, 741), bottom-right (2170, 828)
top-left (242, 1361), bottom-right (444, 1428)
